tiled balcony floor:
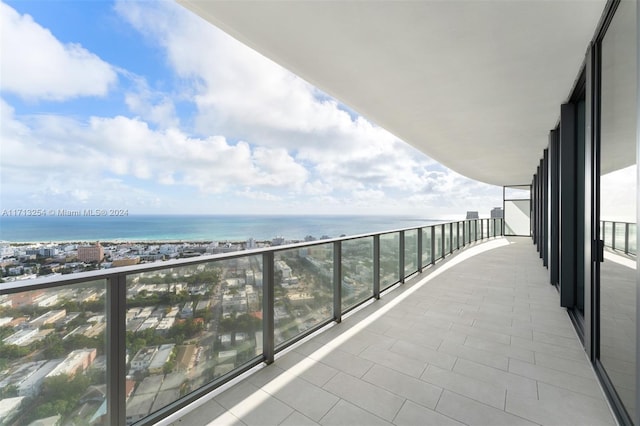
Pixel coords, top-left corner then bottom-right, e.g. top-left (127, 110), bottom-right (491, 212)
top-left (164, 237), bottom-right (616, 426)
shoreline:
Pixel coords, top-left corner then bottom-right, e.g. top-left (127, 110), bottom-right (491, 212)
top-left (2, 239), bottom-right (278, 246)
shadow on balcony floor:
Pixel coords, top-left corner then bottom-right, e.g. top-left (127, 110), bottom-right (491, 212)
top-left (163, 237), bottom-right (615, 426)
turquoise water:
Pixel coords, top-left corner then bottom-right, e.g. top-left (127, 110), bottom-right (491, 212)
top-left (0, 215), bottom-right (443, 243)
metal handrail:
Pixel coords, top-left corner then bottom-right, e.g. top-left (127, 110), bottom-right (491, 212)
top-left (0, 218), bottom-right (503, 425)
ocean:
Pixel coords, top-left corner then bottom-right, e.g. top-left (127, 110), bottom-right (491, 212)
top-left (0, 215), bottom-right (444, 243)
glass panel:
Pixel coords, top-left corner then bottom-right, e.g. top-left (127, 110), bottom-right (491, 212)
top-left (452, 223), bottom-right (459, 249)
top-left (341, 238), bottom-right (373, 310)
top-left (464, 222), bottom-right (469, 244)
top-left (380, 233), bottom-right (400, 291)
top-left (421, 228), bottom-right (432, 267)
top-left (444, 225), bottom-right (450, 255)
top-left (274, 245), bottom-right (333, 347)
top-left (630, 224), bottom-right (637, 255)
top-left (604, 222), bottom-right (614, 248)
top-left (125, 256), bottom-right (262, 422)
top-left (614, 223), bottom-right (626, 251)
top-left (433, 227), bottom-right (442, 260)
top-left (504, 200), bottom-right (531, 236)
top-left (0, 280), bottom-right (106, 425)
top-left (504, 186), bottom-right (531, 200)
top-left (599, 1), bottom-right (637, 420)
top-left (404, 230), bottom-right (418, 277)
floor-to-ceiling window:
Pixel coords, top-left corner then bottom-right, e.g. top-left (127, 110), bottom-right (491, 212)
top-left (597, 0), bottom-right (637, 422)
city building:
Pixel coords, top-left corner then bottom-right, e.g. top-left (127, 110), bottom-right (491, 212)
top-left (3, 328), bottom-right (39, 346)
top-left (46, 348), bottom-right (97, 378)
top-left (77, 242), bottom-right (104, 263)
top-left (130, 346), bottom-right (159, 372)
top-left (491, 207), bottom-right (504, 219)
top-left (29, 310), bottom-right (66, 328)
top-left (148, 344), bottom-right (175, 374)
top-left (465, 211), bottom-right (479, 220)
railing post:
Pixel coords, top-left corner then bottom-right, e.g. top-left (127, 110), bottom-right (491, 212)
top-left (399, 231), bottom-right (405, 283)
top-left (333, 241), bottom-right (342, 323)
top-left (448, 223), bottom-right (453, 254)
top-left (106, 273), bottom-right (126, 426)
top-left (417, 227), bottom-right (423, 272)
top-left (431, 226), bottom-right (436, 266)
top-left (625, 223), bottom-right (630, 254)
top-left (462, 221), bottom-right (466, 247)
top-left (373, 235), bottom-right (380, 298)
top-left (611, 222), bottom-right (616, 250)
top-left (262, 252), bottom-right (275, 365)
top-left (440, 224), bottom-right (445, 259)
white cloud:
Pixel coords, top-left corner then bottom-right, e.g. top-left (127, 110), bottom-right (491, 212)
top-left (124, 75), bottom-right (180, 128)
top-left (0, 2), bottom-right (117, 100)
top-left (113, 1), bottom-right (441, 195)
top-left (0, 103), bottom-right (312, 207)
top-left (238, 188), bottom-right (282, 201)
top-left (0, 1), bottom-right (504, 218)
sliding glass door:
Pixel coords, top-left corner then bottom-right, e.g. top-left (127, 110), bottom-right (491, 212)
top-left (597, 0), bottom-right (637, 422)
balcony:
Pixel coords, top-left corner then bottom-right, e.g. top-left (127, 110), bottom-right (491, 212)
top-left (0, 219), bottom-right (617, 425)
top-left (164, 236), bottom-right (615, 426)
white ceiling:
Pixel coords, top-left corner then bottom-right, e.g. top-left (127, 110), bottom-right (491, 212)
top-left (177, 0), bottom-right (606, 186)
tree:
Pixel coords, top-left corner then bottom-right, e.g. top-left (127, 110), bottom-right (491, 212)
top-left (44, 339), bottom-right (65, 358)
top-left (0, 384), bottom-right (18, 398)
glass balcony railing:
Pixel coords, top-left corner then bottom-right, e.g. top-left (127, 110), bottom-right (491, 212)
top-left (601, 221), bottom-right (638, 256)
top-left (0, 218), bottom-right (503, 425)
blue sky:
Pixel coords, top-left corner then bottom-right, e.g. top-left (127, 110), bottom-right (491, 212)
top-left (0, 0), bottom-right (502, 218)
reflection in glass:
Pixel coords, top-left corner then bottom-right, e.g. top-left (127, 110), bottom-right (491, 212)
top-left (341, 238), bottom-right (373, 310)
top-left (599, 0), bottom-right (637, 420)
top-left (452, 223), bottom-right (459, 249)
top-left (434, 227), bottom-right (442, 260)
top-left (125, 256), bottom-right (263, 422)
top-left (444, 225), bottom-right (450, 254)
top-left (465, 221), bottom-right (470, 244)
top-left (504, 186), bottom-right (531, 200)
top-left (274, 245), bottom-right (333, 347)
top-left (504, 200), bottom-right (532, 236)
top-left (380, 233), bottom-right (400, 291)
top-left (421, 228), bottom-right (432, 267)
top-left (613, 222), bottom-right (626, 251)
top-left (0, 281), bottom-right (107, 425)
top-left (604, 221), bottom-right (614, 247)
top-left (404, 230), bottom-right (418, 277)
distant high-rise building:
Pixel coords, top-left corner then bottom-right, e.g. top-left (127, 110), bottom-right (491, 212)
top-left (271, 237), bottom-right (285, 246)
top-left (77, 242), bottom-right (104, 263)
top-left (466, 211), bottom-right (479, 219)
top-left (491, 207), bottom-right (503, 218)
